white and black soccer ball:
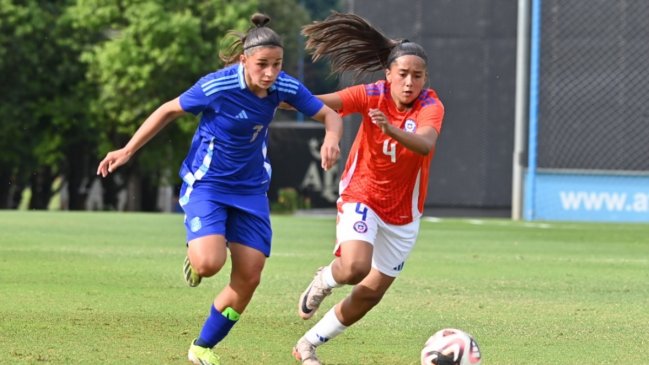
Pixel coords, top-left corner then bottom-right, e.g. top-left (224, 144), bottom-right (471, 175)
top-left (420, 328), bottom-right (482, 365)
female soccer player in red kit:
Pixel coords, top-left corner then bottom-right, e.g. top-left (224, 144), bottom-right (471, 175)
top-left (291, 12), bottom-right (445, 365)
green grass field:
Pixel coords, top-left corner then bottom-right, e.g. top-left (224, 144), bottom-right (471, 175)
top-left (1, 211), bottom-right (648, 364)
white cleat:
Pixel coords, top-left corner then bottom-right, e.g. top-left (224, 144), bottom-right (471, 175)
top-left (298, 267), bottom-right (333, 320)
top-left (292, 337), bottom-right (322, 365)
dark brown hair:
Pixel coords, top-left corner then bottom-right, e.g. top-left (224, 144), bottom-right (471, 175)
top-left (302, 12), bottom-right (428, 76)
top-left (219, 13), bottom-right (283, 65)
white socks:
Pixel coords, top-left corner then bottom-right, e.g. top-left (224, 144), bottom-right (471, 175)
top-left (305, 307), bottom-right (347, 346)
top-left (322, 264), bottom-right (341, 288)
top-left (303, 262), bottom-right (347, 347)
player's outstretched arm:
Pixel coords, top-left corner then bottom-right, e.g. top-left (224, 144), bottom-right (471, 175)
top-left (310, 104), bottom-right (343, 171)
top-left (315, 92), bottom-right (343, 112)
top-left (96, 98), bottom-right (186, 177)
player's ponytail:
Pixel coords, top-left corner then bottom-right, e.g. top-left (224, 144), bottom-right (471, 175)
top-left (220, 13), bottom-right (283, 65)
top-left (302, 12), bottom-right (428, 76)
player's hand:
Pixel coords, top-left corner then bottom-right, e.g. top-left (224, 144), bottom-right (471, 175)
top-left (96, 148), bottom-right (131, 177)
top-left (320, 136), bottom-right (340, 171)
top-left (369, 108), bottom-right (391, 134)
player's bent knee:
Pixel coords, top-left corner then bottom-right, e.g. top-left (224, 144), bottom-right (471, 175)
top-left (339, 261), bottom-right (371, 284)
top-left (193, 257), bottom-right (226, 277)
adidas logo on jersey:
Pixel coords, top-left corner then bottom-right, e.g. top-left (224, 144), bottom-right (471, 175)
top-left (236, 110), bottom-right (248, 119)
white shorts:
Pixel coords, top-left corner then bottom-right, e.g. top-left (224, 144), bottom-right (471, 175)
top-left (335, 202), bottom-right (420, 277)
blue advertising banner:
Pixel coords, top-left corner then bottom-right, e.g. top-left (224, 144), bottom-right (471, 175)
top-left (530, 172), bottom-right (649, 222)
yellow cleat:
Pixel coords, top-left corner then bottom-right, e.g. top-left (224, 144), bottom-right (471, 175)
top-left (188, 339), bottom-right (221, 365)
top-left (183, 256), bottom-right (202, 287)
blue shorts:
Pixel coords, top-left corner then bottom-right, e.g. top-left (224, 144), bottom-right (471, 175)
top-left (180, 183), bottom-right (272, 257)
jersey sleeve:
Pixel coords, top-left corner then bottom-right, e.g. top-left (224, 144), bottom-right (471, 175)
top-left (283, 81), bottom-right (325, 117)
top-left (178, 76), bottom-right (215, 115)
top-left (336, 84), bottom-right (369, 116)
top-left (418, 100), bottom-right (445, 135)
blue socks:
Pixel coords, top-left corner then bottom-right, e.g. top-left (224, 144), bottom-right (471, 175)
top-left (195, 305), bottom-right (239, 348)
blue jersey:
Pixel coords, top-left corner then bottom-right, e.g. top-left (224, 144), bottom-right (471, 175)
top-left (178, 63), bottom-right (323, 197)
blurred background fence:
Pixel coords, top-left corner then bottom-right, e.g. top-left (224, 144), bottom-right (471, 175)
top-left (2, 0), bottom-right (647, 222)
top-left (524, 0), bottom-right (649, 222)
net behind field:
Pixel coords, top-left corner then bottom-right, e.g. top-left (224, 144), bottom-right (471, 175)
top-left (538, 0), bottom-right (649, 171)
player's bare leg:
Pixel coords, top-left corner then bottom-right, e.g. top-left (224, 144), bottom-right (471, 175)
top-left (184, 234), bottom-right (228, 287)
top-left (294, 269), bottom-right (394, 364)
top-left (298, 240), bottom-right (372, 319)
top-left (336, 268), bottom-right (394, 326)
top-left (330, 240), bottom-right (373, 284)
top-left (213, 242), bottom-right (266, 314)
top-left (188, 242), bottom-right (266, 365)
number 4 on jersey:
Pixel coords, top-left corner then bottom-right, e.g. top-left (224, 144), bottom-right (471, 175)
top-left (382, 140), bottom-right (396, 163)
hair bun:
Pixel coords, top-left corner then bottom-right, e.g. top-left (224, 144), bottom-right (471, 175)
top-left (251, 13), bottom-right (271, 28)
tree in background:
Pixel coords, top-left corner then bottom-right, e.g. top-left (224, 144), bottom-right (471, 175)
top-left (0, 0), bottom-right (343, 211)
top-left (0, 0), bottom-right (94, 210)
top-left (68, 0), bottom-right (255, 210)
top-left (0, 0), bottom-right (35, 208)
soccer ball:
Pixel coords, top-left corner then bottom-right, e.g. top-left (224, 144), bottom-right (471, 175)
top-left (420, 328), bottom-right (482, 365)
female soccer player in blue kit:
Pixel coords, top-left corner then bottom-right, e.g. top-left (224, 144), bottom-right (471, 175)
top-left (97, 13), bottom-right (343, 365)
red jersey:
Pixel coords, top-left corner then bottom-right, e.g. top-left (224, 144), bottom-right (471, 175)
top-left (337, 81), bottom-right (444, 225)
